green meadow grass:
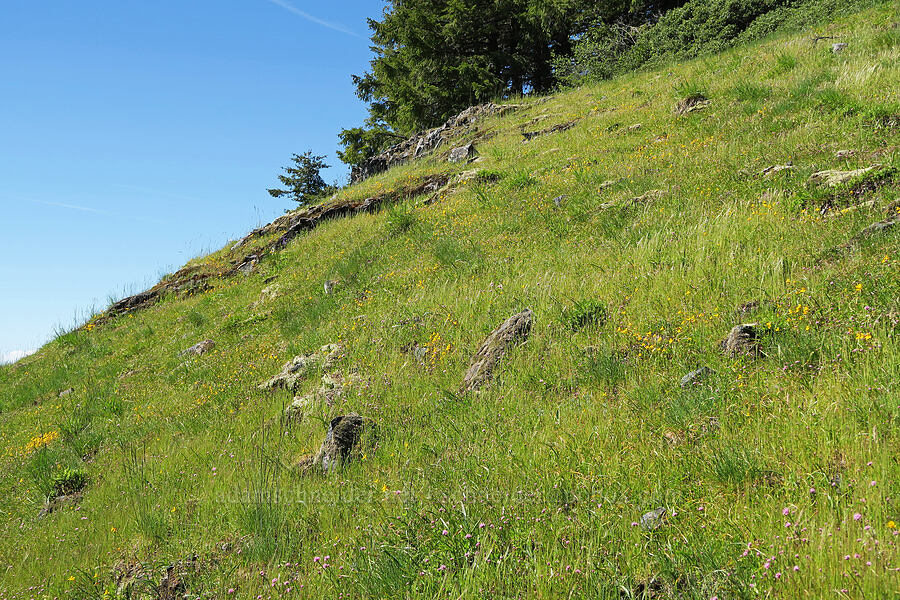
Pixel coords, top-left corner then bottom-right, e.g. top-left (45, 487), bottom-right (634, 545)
top-left (1, 5), bottom-right (899, 598)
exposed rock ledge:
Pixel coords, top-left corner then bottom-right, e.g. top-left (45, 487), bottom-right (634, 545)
top-left (350, 102), bottom-right (520, 184)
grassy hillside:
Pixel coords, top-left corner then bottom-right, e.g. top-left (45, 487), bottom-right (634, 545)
top-left (2, 5), bottom-right (899, 598)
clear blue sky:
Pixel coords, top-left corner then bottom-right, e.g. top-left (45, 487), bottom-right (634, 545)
top-left (0, 0), bottom-right (384, 362)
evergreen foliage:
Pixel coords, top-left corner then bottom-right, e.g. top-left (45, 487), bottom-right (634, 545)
top-left (267, 151), bottom-right (334, 206)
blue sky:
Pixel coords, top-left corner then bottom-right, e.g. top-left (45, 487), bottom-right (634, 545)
top-left (0, 0), bottom-right (384, 362)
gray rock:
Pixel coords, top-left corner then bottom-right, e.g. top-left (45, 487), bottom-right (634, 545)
top-left (38, 491), bottom-right (83, 518)
top-left (461, 309), bottom-right (533, 392)
top-left (675, 94), bottom-right (709, 115)
top-left (448, 142), bottom-right (477, 163)
top-left (58, 388), bottom-right (74, 398)
top-left (640, 507), bottom-right (666, 531)
top-left (284, 372), bottom-right (357, 422)
top-left (679, 367), bottom-right (714, 388)
top-left (298, 414), bottom-right (373, 474)
top-left (351, 102), bottom-right (519, 183)
top-left (628, 123), bottom-right (642, 132)
top-left (412, 344), bottom-right (428, 364)
top-left (522, 121), bottom-right (577, 142)
top-left (236, 255), bottom-right (259, 275)
top-left (180, 339), bottom-right (215, 357)
top-left (259, 344), bottom-right (342, 391)
top-left (284, 395), bottom-right (314, 423)
top-left (721, 323), bottom-right (761, 357)
top-left (831, 42), bottom-right (847, 53)
top-left (760, 164), bottom-right (794, 177)
top-left (808, 165), bottom-right (882, 187)
top-left (628, 189), bottom-right (664, 206)
top-left (260, 284), bottom-right (281, 302)
top-left (598, 180), bottom-right (619, 191)
top-left (845, 210), bottom-right (900, 247)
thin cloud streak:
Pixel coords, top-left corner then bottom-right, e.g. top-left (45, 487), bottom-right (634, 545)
top-left (13, 194), bottom-right (171, 226)
top-left (265, 0), bottom-right (361, 37)
top-left (109, 183), bottom-right (211, 206)
top-left (23, 197), bottom-right (108, 214)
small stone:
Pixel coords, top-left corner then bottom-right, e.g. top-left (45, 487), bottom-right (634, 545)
top-left (298, 414), bottom-right (374, 474)
top-left (628, 189), bottom-right (664, 206)
top-left (259, 344), bottom-right (342, 391)
top-left (808, 165), bottom-right (882, 188)
top-left (640, 507), bottom-right (666, 531)
top-left (679, 367), bottom-right (714, 388)
top-left (180, 340), bottom-right (215, 357)
top-left (58, 388), bottom-right (74, 398)
top-left (284, 395), bottom-right (314, 423)
top-left (448, 142), bottom-right (477, 163)
top-left (628, 123), bottom-right (642, 131)
top-left (663, 431), bottom-right (684, 446)
top-left (461, 309), bottom-right (533, 392)
top-left (412, 344), bottom-right (428, 364)
top-left (721, 323), bottom-right (761, 357)
top-left (675, 94), bottom-right (710, 115)
top-left (236, 255), bottom-right (258, 275)
top-left (845, 211), bottom-right (900, 247)
top-left (260, 284), bottom-right (281, 302)
top-left (521, 121), bottom-right (577, 142)
top-left (598, 180), bottom-right (618, 191)
top-left (831, 42), bottom-right (847, 53)
top-left (760, 164), bottom-right (794, 177)
top-left (38, 491), bottom-right (83, 518)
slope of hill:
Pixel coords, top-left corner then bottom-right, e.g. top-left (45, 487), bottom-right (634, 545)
top-left (1, 5), bottom-right (899, 598)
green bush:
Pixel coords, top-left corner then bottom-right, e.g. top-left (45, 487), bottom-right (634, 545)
top-left (555, 0), bottom-right (884, 86)
top-left (51, 467), bottom-right (88, 497)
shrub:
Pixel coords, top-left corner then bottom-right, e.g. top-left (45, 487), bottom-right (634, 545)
top-left (559, 299), bottom-right (608, 331)
top-left (384, 203), bottom-right (418, 235)
top-left (51, 467), bottom-right (88, 497)
top-left (772, 51), bottom-right (797, 74)
top-left (555, 0), bottom-right (883, 86)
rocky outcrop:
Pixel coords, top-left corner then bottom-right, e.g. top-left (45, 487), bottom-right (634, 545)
top-left (103, 254), bottom-right (256, 319)
top-left (180, 339), bottom-right (214, 357)
top-left (297, 414), bottom-right (373, 474)
top-left (721, 323), bottom-right (762, 357)
top-left (284, 371), bottom-right (359, 422)
top-left (232, 173), bottom-right (451, 252)
top-left (521, 121), bottom-right (577, 142)
top-left (640, 507), bottom-right (666, 531)
top-left (259, 344), bottom-right (342, 391)
top-left (844, 210), bottom-right (900, 248)
top-left (808, 165), bottom-right (882, 188)
top-left (100, 145), bottom-right (465, 324)
top-left (761, 164), bottom-right (794, 177)
top-left (448, 142), bottom-right (477, 163)
top-left (679, 367), bottom-right (713, 388)
top-left (461, 309), bottom-right (533, 392)
top-left (675, 94), bottom-right (710, 115)
top-left (350, 102), bottom-right (519, 183)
